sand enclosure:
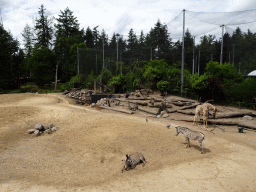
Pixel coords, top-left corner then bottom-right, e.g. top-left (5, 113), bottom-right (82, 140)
top-left (0, 93), bottom-right (256, 192)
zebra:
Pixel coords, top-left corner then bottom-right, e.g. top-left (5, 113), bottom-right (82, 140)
top-left (121, 153), bottom-right (147, 173)
top-left (175, 126), bottom-right (205, 154)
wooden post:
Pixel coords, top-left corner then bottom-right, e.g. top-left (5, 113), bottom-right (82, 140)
top-left (54, 62), bottom-right (59, 91)
top-left (94, 80), bottom-right (97, 94)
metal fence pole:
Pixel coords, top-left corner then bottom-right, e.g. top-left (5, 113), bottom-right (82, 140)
top-left (181, 9), bottom-right (185, 96)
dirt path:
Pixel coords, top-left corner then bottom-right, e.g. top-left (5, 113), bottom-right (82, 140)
top-left (0, 93), bottom-right (255, 192)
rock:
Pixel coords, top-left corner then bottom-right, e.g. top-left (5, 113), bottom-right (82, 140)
top-left (27, 129), bottom-right (36, 134)
top-left (162, 113), bottom-right (169, 118)
top-left (243, 115), bottom-right (253, 120)
top-left (35, 123), bottom-right (44, 131)
top-left (63, 90), bottom-right (70, 95)
top-left (34, 130), bottom-right (40, 136)
top-left (51, 127), bottom-right (58, 132)
top-left (49, 124), bottom-right (54, 128)
top-left (44, 125), bottom-right (49, 130)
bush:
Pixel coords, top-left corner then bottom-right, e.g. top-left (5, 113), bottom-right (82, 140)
top-left (60, 83), bottom-right (72, 91)
top-left (166, 67), bottom-right (191, 95)
top-left (96, 69), bottom-right (113, 85)
top-left (228, 78), bottom-right (256, 107)
top-left (157, 81), bottom-right (169, 94)
top-left (70, 74), bottom-right (83, 83)
top-left (109, 74), bottom-right (125, 93)
top-left (124, 72), bottom-right (136, 91)
top-left (143, 59), bottom-right (168, 89)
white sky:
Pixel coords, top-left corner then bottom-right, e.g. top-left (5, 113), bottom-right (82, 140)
top-left (1, 0), bottom-right (256, 49)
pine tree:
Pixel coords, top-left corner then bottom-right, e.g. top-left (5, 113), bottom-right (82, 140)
top-left (21, 23), bottom-right (34, 57)
top-left (54, 7), bottom-right (80, 39)
top-left (0, 25), bottom-right (19, 88)
top-left (54, 7), bottom-right (86, 81)
top-left (93, 26), bottom-right (100, 48)
top-left (34, 4), bottom-right (53, 48)
top-left (85, 27), bottom-right (94, 48)
top-left (127, 28), bottom-right (138, 60)
top-left (150, 20), bottom-right (172, 62)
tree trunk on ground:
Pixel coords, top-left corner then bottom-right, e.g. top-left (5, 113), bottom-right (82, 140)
top-left (216, 112), bottom-right (254, 119)
top-left (99, 106), bottom-right (133, 114)
top-left (237, 122), bottom-right (256, 130)
top-left (138, 107), bottom-right (158, 115)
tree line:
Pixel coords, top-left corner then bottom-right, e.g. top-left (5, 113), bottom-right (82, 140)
top-left (1, 4), bottom-right (256, 90)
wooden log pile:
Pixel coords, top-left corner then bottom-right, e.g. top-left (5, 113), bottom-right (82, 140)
top-left (65, 89), bottom-right (256, 131)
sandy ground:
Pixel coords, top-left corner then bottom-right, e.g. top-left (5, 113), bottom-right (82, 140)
top-left (0, 93), bottom-right (256, 192)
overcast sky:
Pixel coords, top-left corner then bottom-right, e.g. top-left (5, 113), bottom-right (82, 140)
top-left (1, 0), bottom-right (256, 49)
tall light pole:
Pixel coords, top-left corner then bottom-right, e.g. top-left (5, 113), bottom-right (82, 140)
top-left (233, 44), bottom-right (235, 66)
top-left (181, 9), bottom-right (185, 96)
top-left (77, 47), bottom-right (79, 75)
top-left (193, 36), bottom-right (195, 75)
top-left (220, 25), bottom-right (224, 64)
top-left (116, 33), bottom-right (120, 69)
top-left (102, 37), bottom-right (104, 69)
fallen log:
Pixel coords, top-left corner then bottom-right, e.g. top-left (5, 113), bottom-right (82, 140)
top-left (171, 102), bottom-right (185, 106)
top-left (179, 103), bottom-right (200, 110)
top-left (237, 122), bottom-right (256, 130)
top-left (167, 109), bottom-right (177, 113)
top-left (206, 119), bottom-right (237, 125)
top-left (170, 118), bottom-right (238, 126)
top-left (216, 112), bottom-right (253, 119)
top-left (129, 101), bottom-right (148, 106)
top-left (99, 106), bottom-right (133, 114)
top-left (116, 98), bottom-right (148, 106)
top-left (125, 98), bottom-right (151, 100)
top-left (138, 106), bottom-right (158, 115)
top-left (177, 110), bottom-right (195, 115)
top-left (148, 104), bottom-right (172, 108)
top-left (171, 99), bottom-right (195, 103)
top-left (166, 103), bottom-right (200, 113)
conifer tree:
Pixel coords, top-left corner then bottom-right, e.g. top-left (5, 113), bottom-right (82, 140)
top-left (21, 23), bottom-right (34, 57)
top-left (0, 25), bottom-right (19, 88)
top-left (34, 4), bottom-right (53, 48)
top-left (54, 7), bottom-right (85, 81)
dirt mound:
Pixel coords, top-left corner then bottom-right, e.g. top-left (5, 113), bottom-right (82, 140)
top-left (0, 93), bottom-right (256, 192)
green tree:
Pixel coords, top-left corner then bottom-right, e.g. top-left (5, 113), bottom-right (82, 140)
top-left (21, 23), bottom-right (34, 56)
top-left (54, 7), bottom-right (85, 82)
top-left (150, 20), bottom-right (172, 62)
top-left (127, 28), bottom-right (138, 60)
top-left (85, 27), bottom-right (94, 48)
top-left (166, 67), bottom-right (191, 94)
top-left (184, 29), bottom-right (194, 73)
top-left (28, 45), bottom-right (57, 86)
top-left (143, 59), bottom-right (168, 88)
top-left (0, 24), bottom-right (19, 88)
top-left (93, 26), bottom-right (100, 48)
top-left (197, 34), bottom-right (215, 74)
top-left (34, 4), bottom-right (53, 48)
